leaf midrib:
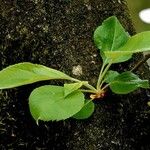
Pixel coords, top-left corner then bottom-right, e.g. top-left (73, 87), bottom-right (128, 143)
top-left (111, 79), bottom-right (146, 85)
top-left (111, 18), bottom-right (117, 51)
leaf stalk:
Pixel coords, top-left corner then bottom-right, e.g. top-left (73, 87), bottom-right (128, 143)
top-left (97, 62), bottom-right (112, 90)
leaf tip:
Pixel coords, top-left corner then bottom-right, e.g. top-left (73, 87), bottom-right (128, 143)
top-left (36, 117), bottom-right (40, 126)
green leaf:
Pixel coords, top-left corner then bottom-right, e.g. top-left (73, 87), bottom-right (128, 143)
top-left (118, 31), bottom-right (150, 53)
top-left (73, 100), bottom-right (95, 119)
top-left (64, 82), bottom-right (84, 97)
top-left (29, 85), bottom-right (85, 122)
top-left (104, 70), bottom-right (120, 83)
top-left (105, 31), bottom-right (150, 63)
top-left (104, 51), bottom-right (132, 63)
top-left (0, 62), bottom-right (73, 89)
top-left (94, 16), bottom-right (130, 63)
top-left (110, 71), bottom-right (149, 94)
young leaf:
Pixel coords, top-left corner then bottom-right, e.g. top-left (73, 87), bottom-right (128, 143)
top-left (118, 31), bottom-right (150, 53)
top-left (29, 85), bottom-right (85, 121)
top-left (64, 82), bottom-right (84, 97)
top-left (0, 62), bottom-right (73, 89)
top-left (104, 70), bottom-right (120, 83)
top-left (94, 16), bottom-right (130, 62)
top-left (110, 71), bottom-right (149, 94)
top-left (104, 31), bottom-right (150, 63)
top-left (72, 100), bottom-right (95, 119)
top-left (104, 52), bottom-right (132, 63)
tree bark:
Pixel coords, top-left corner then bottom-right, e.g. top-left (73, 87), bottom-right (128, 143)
top-left (0, 0), bottom-right (150, 149)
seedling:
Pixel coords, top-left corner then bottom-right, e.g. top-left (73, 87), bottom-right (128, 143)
top-left (0, 16), bottom-right (150, 123)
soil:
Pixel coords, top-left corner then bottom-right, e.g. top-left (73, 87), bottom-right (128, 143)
top-left (0, 0), bottom-right (150, 150)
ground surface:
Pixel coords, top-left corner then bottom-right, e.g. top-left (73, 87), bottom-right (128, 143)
top-left (0, 0), bottom-right (150, 149)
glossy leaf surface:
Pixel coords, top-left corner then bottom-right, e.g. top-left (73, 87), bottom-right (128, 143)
top-left (110, 72), bottom-right (149, 94)
top-left (73, 100), bottom-right (95, 119)
top-left (29, 85), bottom-right (85, 121)
top-left (105, 31), bottom-right (150, 63)
top-left (64, 82), bottom-right (84, 97)
top-left (94, 16), bottom-right (130, 63)
top-left (104, 70), bottom-right (120, 83)
top-left (0, 62), bottom-right (72, 89)
top-left (118, 31), bottom-right (150, 53)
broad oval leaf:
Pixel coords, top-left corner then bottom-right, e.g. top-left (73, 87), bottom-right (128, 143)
top-left (94, 16), bottom-right (129, 63)
top-left (0, 62), bottom-right (73, 89)
top-left (73, 100), bottom-right (95, 119)
top-left (104, 70), bottom-right (120, 83)
top-left (110, 71), bottom-right (149, 94)
top-left (29, 85), bottom-right (85, 121)
top-left (64, 82), bottom-right (84, 97)
top-left (105, 31), bottom-right (150, 63)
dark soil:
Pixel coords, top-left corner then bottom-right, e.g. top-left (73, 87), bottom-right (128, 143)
top-left (0, 0), bottom-right (150, 150)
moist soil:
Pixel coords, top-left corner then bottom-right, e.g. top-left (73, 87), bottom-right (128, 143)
top-left (0, 0), bottom-right (150, 150)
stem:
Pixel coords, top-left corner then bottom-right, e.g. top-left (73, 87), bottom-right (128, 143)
top-left (131, 54), bottom-right (150, 72)
top-left (97, 62), bottom-right (112, 90)
top-left (99, 80), bottom-right (105, 89)
top-left (80, 89), bottom-right (97, 93)
top-left (96, 62), bottom-right (106, 89)
top-left (101, 84), bottom-right (110, 91)
top-left (83, 82), bottom-right (97, 92)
